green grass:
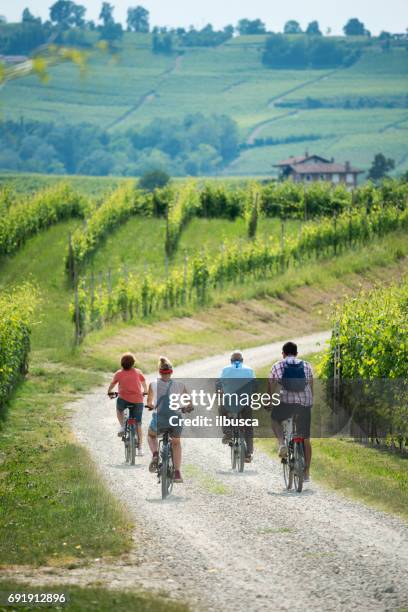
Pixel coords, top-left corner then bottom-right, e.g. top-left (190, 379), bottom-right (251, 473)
top-left (0, 582), bottom-right (188, 611)
top-left (0, 174), bottom-right (130, 198)
top-left (184, 464), bottom-right (231, 495)
top-left (1, 35), bottom-right (407, 174)
top-left (0, 362), bottom-right (133, 567)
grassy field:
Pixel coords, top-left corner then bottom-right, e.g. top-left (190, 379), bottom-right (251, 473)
top-left (0, 361), bottom-right (133, 567)
top-left (1, 34), bottom-right (407, 175)
top-left (0, 582), bottom-right (187, 611)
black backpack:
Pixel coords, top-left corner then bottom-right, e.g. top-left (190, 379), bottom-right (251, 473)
top-left (282, 361), bottom-right (307, 392)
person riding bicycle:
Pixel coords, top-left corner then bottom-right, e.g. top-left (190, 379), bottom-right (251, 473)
top-left (218, 350), bottom-right (256, 463)
top-left (268, 341), bottom-right (313, 482)
top-left (146, 356), bottom-right (192, 484)
top-left (107, 352), bottom-right (147, 456)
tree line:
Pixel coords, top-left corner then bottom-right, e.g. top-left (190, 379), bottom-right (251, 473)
top-left (0, 114), bottom-right (239, 176)
top-left (0, 1), bottom-right (381, 56)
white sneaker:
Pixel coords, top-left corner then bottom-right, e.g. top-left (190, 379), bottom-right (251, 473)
top-left (137, 448), bottom-right (144, 456)
top-left (278, 444), bottom-right (288, 458)
top-left (117, 426), bottom-right (125, 436)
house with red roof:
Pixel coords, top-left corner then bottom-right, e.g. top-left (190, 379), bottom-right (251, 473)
top-left (274, 152), bottom-right (363, 189)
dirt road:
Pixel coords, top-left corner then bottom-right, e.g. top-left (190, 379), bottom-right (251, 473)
top-left (13, 331), bottom-right (407, 611)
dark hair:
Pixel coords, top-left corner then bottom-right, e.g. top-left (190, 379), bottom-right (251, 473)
top-left (121, 352), bottom-right (135, 370)
top-left (282, 341), bottom-right (298, 356)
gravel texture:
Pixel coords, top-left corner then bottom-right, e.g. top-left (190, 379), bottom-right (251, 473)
top-left (5, 331), bottom-right (408, 612)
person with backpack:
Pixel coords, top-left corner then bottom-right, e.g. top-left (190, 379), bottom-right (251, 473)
top-left (146, 356), bottom-right (192, 484)
top-left (268, 342), bottom-right (313, 481)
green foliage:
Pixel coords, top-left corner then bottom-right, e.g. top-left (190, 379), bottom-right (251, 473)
top-left (0, 284), bottom-right (38, 416)
top-left (320, 280), bottom-right (408, 442)
top-left (0, 183), bottom-right (87, 256)
top-left (66, 182), bottom-right (151, 274)
top-left (262, 34), bottom-right (361, 69)
top-left (368, 153), bottom-right (395, 181)
top-left (165, 181), bottom-right (200, 256)
top-left (139, 169), bottom-right (170, 191)
top-left (73, 194), bottom-right (408, 338)
top-left (198, 184), bottom-right (243, 219)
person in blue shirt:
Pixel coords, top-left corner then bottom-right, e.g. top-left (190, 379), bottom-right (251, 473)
top-left (218, 350), bottom-right (256, 463)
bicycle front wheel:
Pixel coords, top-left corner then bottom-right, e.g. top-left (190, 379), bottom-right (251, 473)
top-left (293, 442), bottom-right (305, 493)
top-left (129, 427), bottom-right (136, 465)
top-left (282, 457), bottom-right (293, 490)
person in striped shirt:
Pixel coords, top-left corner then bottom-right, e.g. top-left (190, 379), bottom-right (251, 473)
top-left (268, 341), bottom-right (313, 482)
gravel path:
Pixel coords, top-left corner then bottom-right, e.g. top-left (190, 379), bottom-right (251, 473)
top-left (10, 331), bottom-right (407, 611)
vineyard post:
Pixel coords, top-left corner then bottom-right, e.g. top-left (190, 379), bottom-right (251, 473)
top-left (107, 268), bottom-right (112, 320)
top-left (333, 321), bottom-right (341, 433)
top-left (90, 268), bottom-right (95, 328)
top-left (303, 185), bottom-right (307, 222)
top-left (280, 218), bottom-right (285, 273)
top-left (73, 263), bottom-right (81, 346)
top-left (220, 243), bottom-right (225, 290)
top-left (67, 233), bottom-right (75, 283)
top-left (182, 252), bottom-right (188, 304)
top-left (333, 213), bottom-right (337, 256)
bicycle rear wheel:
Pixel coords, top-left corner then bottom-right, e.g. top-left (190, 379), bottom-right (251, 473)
top-left (293, 442), bottom-right (305, 493)
top-left (238, 434), bottom-right (246, 473)
top-left (129, 427), bottom-right (136, 466)
top-left (124, 432), bottom-right (130, 463)
top-left (230, 442), bottom-right (237, 470)
top-left (161, 446), bottom-right (174, 499)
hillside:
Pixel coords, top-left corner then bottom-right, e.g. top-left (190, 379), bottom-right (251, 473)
top-left (1, 33), bottom-right (407, 176)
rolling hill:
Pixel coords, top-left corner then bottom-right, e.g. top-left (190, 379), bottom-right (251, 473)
top-left (1, 32), bottom-right (407, 176)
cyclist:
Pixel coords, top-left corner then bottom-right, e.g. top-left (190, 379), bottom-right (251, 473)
top-left (268, 341), bottom-right (313, 481)
top-left (107, 352), bottom-right (147, 456)
top-left (146, 356), bottom-right (191, 484)
top-left (218, 350), bottom-right (256, 463)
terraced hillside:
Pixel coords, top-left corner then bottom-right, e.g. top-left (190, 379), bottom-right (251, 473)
top-left (1, 32), bottom-right (407, 175)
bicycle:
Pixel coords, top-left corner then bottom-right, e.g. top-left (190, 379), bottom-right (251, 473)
top-left (281, 415), bottom-right (305, 493)
top-left (108, 392), bottom-right (139, 466)
top-left (157, 430), bottom-right (174, 499)
top-left (229, 414), bottom-right (246, 473)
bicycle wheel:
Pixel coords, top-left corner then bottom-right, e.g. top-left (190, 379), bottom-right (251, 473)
top-left (282, 457), bottom-right (293, 490)
top-left (293, 442), bottom-right (305, 493)
top-left (238, 434), bottom-right (246, 473)
top-left (161, 445), bottom-right (174, 499)
top-left (129, 427), bottom-right (136, 466)
top-left (230, 442), bottom-right (237, 470)
top-left (124, 432), bottom-right (130, 463)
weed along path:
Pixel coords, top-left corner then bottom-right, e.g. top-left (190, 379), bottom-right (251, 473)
top-left (6, 331), bottom-right (408, 611)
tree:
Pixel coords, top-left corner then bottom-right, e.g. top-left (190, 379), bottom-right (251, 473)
top-left (306, 20), bottom-right (322, 36)
top-left (127, 6), bottom-right (149, 32)
top-left (139, 169), bottom-right (170, 191)
top-left (99, 2), bottom-right (114, 27)
top-left (50, 0), bottom-right (75, 27)
top-left (72, 4), bottom-right (86, 28)
top-left (236, 18), bottom-right (266, 35)
top-left (284, 20), bottom-right (302, 34)
top-left (22, 8), bottom-right (41, 24)
top-left (343, 18), bottom-right (366, 36)
top-left (368, 153), bottom-right (395, 180)
top-left (152, 30), bottom-right (173, 54)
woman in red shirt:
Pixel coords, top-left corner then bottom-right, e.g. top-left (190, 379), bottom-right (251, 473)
top-left (107, 353), bottom-right (148, 454)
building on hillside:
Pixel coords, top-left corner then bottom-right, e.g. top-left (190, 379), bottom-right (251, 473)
top-left (274, 152), bottom-right (363, 189)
